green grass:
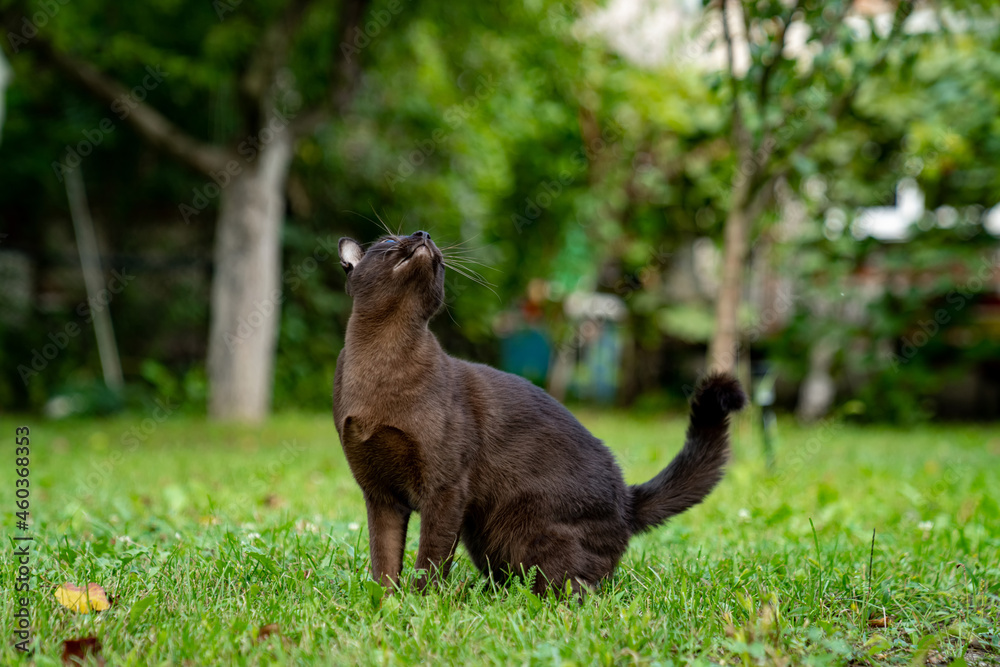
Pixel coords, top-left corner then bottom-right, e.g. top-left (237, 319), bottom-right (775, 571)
top-left (1, 409), bottom-right (997, 665)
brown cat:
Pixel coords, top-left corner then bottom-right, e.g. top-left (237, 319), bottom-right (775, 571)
top-left (333, 230), bottom-right (746, 595)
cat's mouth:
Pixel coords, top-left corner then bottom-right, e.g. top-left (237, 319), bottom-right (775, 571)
top-left (393, 243), bottom-right (434, 272)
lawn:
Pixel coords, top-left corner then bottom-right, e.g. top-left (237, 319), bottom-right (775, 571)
top-left (1, 408), bottom-right (997, 665)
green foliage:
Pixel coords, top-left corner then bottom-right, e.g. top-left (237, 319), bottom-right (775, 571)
top-left (735, 0), bottom-right (1000, 420)
top-left (1, 411), bottom-right (996, 663)
top-left (1, 0), bottom-right (998, 418)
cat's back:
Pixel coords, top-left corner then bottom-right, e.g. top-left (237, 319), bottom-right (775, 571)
top-left (449, 355), bottom-right (621, 475)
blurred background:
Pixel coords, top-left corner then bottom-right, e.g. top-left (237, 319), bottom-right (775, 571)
top-left (0, 0), bottom-right (998, 424)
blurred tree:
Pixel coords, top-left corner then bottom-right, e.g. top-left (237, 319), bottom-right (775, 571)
top-left (1, 0), bottom-right (374, 421)
top-left (705, 0), bottom-right (915, 375)
top-left (1, 0), bottom-right (996, 420)
top-left (764, 1), bottom-right (1000, 421)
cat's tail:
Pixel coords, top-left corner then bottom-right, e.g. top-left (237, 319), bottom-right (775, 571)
top-left (627, 373), bottom-right (747, 535)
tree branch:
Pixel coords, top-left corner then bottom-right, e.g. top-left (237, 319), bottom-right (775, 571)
top-left (757, 0), bottom-right (803, 119)
top-left (745, 173), bottom-right (776, 224)
top-left (743, 0), bottom-right (805, 194)
top-left (720, 0), bottom-right (752, 167)
top-left (818, 0), bottom-right (853, 48)
top-left (765, 1), bottom-right (914, 183)
top-left (758, 0), bottom-right (851, 158)
top-left (31, 38), bottom-right (232, 176)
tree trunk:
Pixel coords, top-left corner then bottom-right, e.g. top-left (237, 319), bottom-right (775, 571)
top-left (24, 9), bottom-right (374, 423)
top-left (207, 130), bottom-right (292, 421)
top-left (708, 177), bottom-right (752, 375)
top-left (796, 335), bottom-right (838, 422)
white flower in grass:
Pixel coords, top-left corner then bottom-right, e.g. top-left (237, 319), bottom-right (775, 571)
top-left (918, 521), bottom-right (933, 532)
top-left (738, 508), bottom-right (751, 521)
top-left (247, 532), bottom-right (262, 541)
top-left (295, 519), bottom-right (320, 534)
top-left (348, 522), bottom-right (360, 531)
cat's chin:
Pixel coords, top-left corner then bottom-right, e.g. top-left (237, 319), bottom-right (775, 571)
top-left (393, 245), bottom-right (432, 272)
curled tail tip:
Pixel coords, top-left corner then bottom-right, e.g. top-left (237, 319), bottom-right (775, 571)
top-left (691, 373), bottom-right (747, 424)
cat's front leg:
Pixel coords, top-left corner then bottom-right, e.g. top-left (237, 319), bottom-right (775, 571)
top-left (365, 494), bottom-right (411, 590)
top-left (413, 484), bottom-right (467, 591)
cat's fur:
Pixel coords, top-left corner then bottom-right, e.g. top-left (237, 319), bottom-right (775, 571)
top-left (333, 230), bottom-right (746, 594)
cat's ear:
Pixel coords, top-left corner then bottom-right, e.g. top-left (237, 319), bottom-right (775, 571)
top-left (338, 238), bottom-right (364, 273)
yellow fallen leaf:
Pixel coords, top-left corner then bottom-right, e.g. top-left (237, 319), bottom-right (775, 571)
top-left (55, 582), bottom-right (110, 613)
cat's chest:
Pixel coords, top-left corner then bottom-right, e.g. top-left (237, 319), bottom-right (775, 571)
top-left (338, 353), bottom-right (437, 412)
top-left (341, 419), bottom-right (426, 509)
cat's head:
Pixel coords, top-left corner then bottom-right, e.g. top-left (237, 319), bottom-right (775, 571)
top-left (338, 230), bottom-right (445, 321)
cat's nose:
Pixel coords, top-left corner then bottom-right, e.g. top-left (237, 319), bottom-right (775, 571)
top-left (411, 230), bottom-right (430, 240)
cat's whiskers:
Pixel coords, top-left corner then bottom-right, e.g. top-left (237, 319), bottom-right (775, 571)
top-left (441, 243), bottom-right (497, 272)
top-left (443, 256), bottom-right (496, 270)
top-left (368, 204), bottom-right (399, 238)
top-left (438, 232), bottom-right (491, 252)
top-left (345, 209), bottom-right (397, 239)
top-left (445, 262), bottom-right (492, 285)
top-left (442, 254), bottom-right (491, 279)
top-left (443, 260), bottom-right (501, 300)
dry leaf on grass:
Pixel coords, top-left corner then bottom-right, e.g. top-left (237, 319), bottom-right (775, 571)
top-left (55, 583), bottom-right (110, 613)
top-left (61, 636), bottom-right (105, 666)
top-left (924, 649), bottom-right (950, 665)
top-left (257, 623), bottom-right (281, 642)
top-left (867, 615), bottom-right (892, 627)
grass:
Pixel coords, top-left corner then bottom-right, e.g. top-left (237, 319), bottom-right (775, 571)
top-left (0, 407), bottom-right (997, 665)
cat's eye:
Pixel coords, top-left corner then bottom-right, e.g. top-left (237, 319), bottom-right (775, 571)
top-left (384, 239), bottom-right (396, 244)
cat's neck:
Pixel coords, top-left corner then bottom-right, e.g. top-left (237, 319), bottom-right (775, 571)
top-left (344, 309), bottom-right (440, 361)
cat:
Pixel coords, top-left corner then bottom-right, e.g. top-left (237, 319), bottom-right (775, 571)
top-left (333, 230), bottom-right (746, 595)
